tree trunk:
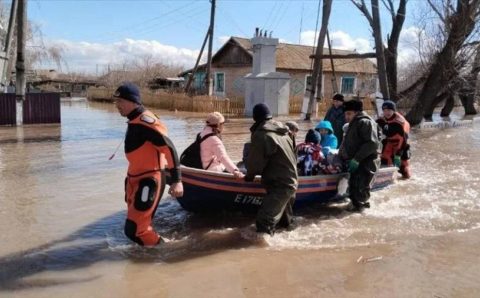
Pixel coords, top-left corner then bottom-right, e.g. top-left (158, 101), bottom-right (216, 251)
top-left (459, 42), bottom-right (480, 115)
top-left (384, 47), bottom-right (397, 101)
top-left (406, 0), bottom-right (479, 125)
top-left (385, 0), bottom-right (407, 101)
top-left (440, 94), bottom-right (455, 117)
top-left (460, 94), bottom-right (478, 115)
top-left (424, 91), bottom-right (449, 120)
top-left (371, 0), bottom-right (390, 99)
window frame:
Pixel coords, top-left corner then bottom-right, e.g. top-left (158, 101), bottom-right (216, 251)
top-left (214, 72), bottom-right (225, 95)
top-left (304, 74), bottom-right (325, 96)
top-left (340, 76), bottom-right (356, 95)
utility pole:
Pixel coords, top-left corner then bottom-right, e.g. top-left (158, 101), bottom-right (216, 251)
top-left (16, 0), bottom-right (27, 125)
top-left (306, 0), bottom-right (333, 120)
top-left (326, 29), bottom-right (338, 94)
top-left (185, 30), bottom-right (209, 94)
top-left (371, 0), bottom-right (390, 100)
top-left (1, 0), bottom-right (18, 87)
top-left (205, 0), bottom-right (216, 96)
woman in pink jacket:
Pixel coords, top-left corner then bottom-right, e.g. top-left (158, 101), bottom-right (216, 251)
top-left (200, 112), bottom-right (244, 179)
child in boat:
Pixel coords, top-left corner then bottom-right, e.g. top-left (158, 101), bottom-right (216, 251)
top-left (315, 120), bottom-right (338, 156)
top-left (200, 112), bottom-right (244, 179)
top-left (296, 129), bottom-right (324, 176)
top-left (319, 124), bottom-right (349, 174)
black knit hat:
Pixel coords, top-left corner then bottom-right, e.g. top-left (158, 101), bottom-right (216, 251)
top-left (113, 82), bottom-right (142, 105)
top-left (382, 100), bottom-right (396, 111)
top-left (252, 103), bottom-right (272, 122)
top-left (343, 100), bottom-right (363, 112)
top-left (332, 93), bottom-right (345, 102)
top-left (305, 129), bottom-right (321, 145)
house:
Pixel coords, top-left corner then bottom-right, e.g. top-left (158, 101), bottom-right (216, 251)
top-left (179, 37), bottom-right (379, 100)
top-left (148, 77), bottom-right (184, 91)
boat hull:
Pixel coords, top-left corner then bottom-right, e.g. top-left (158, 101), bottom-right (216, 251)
top-left (176, 166), bottom-right (397, 213)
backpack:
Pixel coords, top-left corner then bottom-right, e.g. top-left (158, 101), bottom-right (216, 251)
top-left (180, 133), bottom-right (216, 169)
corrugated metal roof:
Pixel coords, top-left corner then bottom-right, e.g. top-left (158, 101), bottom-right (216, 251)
top-left (231, 36), bottom-right (377, 74)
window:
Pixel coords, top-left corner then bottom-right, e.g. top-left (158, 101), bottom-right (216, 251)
top-left (304, 74), bottom-right (324, 95)
top-left (341, 76), bottom-right (355, 94)
top-left (215, 73), bottom-right (225, 93)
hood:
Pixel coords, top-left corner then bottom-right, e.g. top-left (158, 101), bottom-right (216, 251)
top-left (354, 111), bottom-right (372, 121)
top-left (252, 120), bottom-right (289, 135)
top-left (315, 120), bottom-right (334, 134)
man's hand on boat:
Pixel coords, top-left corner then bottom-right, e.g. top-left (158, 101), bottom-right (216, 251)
top-left (233, 169), bottom-right (245, 180)
top-left (168, 182), bottom-right (184, 197)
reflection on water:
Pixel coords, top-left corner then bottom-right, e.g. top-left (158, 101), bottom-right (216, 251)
top-left (1, 101), bottom-right (480, 294)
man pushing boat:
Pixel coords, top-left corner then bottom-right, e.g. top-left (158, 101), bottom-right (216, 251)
top-left (114, 82), bottom-right (183, 246)
top-left (244, 103), bottom-right (298, 235)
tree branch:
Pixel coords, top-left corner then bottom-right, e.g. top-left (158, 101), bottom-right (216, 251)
top-left (350, 0), bottom-right (374, 27)
top-left (381, 0), bottom-right (395, 21)
top-left (427, 0), bottom-right (446, 24)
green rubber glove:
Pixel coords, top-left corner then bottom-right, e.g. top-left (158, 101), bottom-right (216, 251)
top-left (348, 159), bottom-right (359, 173)
top-left (393, 155), bottom-right (401, 167)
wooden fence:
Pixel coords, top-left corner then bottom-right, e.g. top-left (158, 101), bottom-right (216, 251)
top-left (88, 87), bottom-right (245, 116)
top-left (88, 87), bottom-right (375, 117)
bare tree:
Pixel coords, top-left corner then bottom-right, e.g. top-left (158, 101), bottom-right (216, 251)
top-left (351, 0), bottom-right (408, 100)
top-left (405, 0), bottom-right (480, 125)
top-left (458, 42), bottom-right (480, 114)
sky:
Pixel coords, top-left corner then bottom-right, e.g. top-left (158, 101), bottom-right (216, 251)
top-left (4, 0), bottom-right (426, 74)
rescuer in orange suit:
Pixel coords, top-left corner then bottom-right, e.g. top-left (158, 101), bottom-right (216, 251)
top-left (376, 100), bottom-right (411, 179)
top-left (114, 82), bottom-right (183, 246)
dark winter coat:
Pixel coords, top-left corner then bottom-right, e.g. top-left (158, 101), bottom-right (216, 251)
top-left (324, 105), bottom-right (345, 143)
top-left (245, 120), bottom-right (298, 190)
top-left (339, 111), bottom-right (380, 163)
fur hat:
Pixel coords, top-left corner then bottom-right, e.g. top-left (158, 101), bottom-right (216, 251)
top-left (343, 100), bottom-right (363, 112)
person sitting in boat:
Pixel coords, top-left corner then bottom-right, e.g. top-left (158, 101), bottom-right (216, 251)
top-left (200, 112), bottom-right (244, 179)
top-left (315, 120), bottom-right (338, 156)
top-left (285, 121), bottom-right (299, 146)
top-left (296, 129), bottom-right (324, 176)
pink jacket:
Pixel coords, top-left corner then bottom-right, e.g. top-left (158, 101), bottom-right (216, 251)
top-left (200, 126), bottom-right (238, 173)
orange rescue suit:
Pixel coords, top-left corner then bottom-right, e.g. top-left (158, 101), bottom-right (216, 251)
top-left (123, 107), bottom-right (181, 246)
top-left (376, 112), bottom-right (411, 178)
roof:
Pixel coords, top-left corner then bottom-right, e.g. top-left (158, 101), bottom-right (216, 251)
top-left (229, 36), bottom-right (377, 73)
top-left (179, 36), bottom-right (378, 77)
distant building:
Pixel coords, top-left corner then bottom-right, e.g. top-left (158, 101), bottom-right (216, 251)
top-left (180, 36), bottom-right (379, 100)
top-left (148, 77), bottom-right (184, 92)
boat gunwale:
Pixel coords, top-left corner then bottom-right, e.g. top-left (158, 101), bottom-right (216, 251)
top-left (180, 165), bottom-right (397, 183)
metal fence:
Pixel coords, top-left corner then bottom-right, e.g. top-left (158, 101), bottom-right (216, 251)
top-left (23, 93), bottom-right (61, 124)
top-left (0, 93), bottom-right (16, 125)
top-left (0, 93), bottom-right (61, 125)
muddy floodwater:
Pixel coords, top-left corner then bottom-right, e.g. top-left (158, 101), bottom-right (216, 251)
top-left (1, 100), bottom-right (480, 297)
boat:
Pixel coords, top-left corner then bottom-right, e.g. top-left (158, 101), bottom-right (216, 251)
top-left (176, 166), bottom-right (397, 213)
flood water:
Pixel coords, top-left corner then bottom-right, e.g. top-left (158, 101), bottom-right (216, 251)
top-left (1, 101), bottom-right (480, 297)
